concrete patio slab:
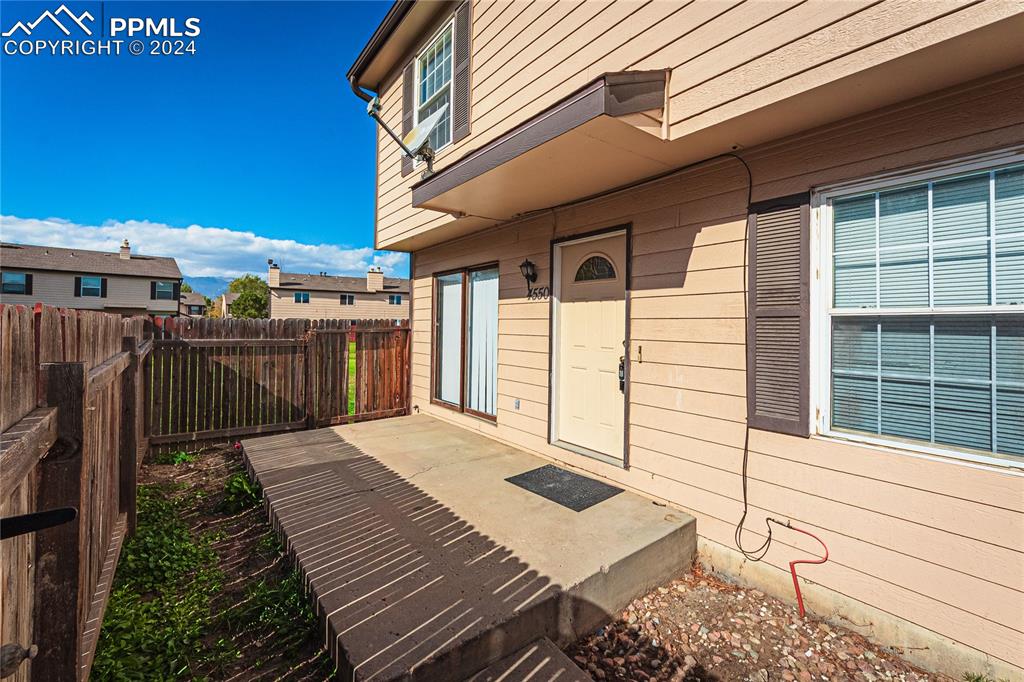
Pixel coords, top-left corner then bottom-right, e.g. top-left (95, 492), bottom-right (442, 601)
top-left (242, 414), bottom-right (695, 681)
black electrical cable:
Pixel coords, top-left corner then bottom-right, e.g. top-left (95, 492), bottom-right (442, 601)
top-left (727, 151), bottom-right (778, 562)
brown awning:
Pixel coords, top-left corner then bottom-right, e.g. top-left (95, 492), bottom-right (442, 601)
top-left (410, 71), bottom-right (671, 221)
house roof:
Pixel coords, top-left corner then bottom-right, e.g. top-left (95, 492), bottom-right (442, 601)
top-left (0, 242), bottom-right (182, 279)
top-left (347, 0), bottom-right (454, 90)
top-left (275, 272), bottom-right (410, 294)
top-left (222, 292), bottom-right (240, 304)
top-left (180, 292), bottom-right (206, 306)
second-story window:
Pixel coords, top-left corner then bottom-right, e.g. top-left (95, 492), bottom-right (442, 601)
top-left (2, 271), bottom-right (29, 294)
top-left (340, 294), bottom-right (355, 305)
top-left (389, 294), bottom-right (402, 305)
top-left (294, 292), bottom-right (310, 304)
top-left (416, 22), bottom-right (453, 153)
top-left (154, 281), bottom-right (175, 300)
top-left (80, 276), bottom-right (103, 297)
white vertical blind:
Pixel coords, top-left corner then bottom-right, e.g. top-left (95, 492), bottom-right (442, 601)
top-left (466, 268), bottom-right (498, 415)
top-left (436, 273), bottom-right (462, 405)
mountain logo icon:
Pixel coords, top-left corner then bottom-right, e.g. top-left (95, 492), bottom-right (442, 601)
top-left (3, 4), bottom-right (95, 37)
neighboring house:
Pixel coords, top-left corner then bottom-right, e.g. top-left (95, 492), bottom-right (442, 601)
top-left (348, 2), bottom-right (1024, 678)
top-left (268, 263), bottom-right (409, 320)
top-left (0, 240), bottom-right (182, 316)
top-left (179, 291), bottom-right (207, 318)
top-left (219, 291), bottom-right (239, 318)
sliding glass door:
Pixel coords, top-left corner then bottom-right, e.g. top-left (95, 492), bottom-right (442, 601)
top-left (435, 273), bottom-right (463, 406)
top-left (433, 265), bottom-right (499, 419)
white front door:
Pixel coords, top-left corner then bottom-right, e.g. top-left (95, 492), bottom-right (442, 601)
top-left (555, 233), bottom-right (627, 460)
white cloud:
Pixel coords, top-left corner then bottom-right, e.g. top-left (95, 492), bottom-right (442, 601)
top-left (0, 214), bottom-right (408, 279)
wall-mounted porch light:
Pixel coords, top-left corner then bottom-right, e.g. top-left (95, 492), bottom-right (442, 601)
top-left (519, 259), bottom-right (537, 285)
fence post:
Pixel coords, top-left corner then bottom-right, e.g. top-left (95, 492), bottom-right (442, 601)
top-left (33, 362), bottom-right (86, 682)
top-left (120, 336), bottom-right (140, 537)
top-left (304, 331), bottom-right (316, 428)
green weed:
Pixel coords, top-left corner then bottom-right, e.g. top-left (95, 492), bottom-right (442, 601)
top-left (221, 472), bottom-right (261, 513)
top-left (155, 450), bottom-right (197, 465)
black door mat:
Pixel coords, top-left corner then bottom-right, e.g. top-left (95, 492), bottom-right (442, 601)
top-left (505, 464), bottom-right (624, 512)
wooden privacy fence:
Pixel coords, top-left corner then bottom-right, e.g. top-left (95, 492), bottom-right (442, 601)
top-left (0, 304), bottom-right (148, 682)
top-left (146, 317), bottom-right (410, 455)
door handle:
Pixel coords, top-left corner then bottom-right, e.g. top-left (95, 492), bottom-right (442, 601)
top-left (618, 356), bottom-right (625, 393)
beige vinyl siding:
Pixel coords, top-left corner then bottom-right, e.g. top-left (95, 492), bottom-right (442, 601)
top-left (0, 269), bottom-right (178, 314)
top-left (269, 288), bottom-right (408, 320)
top-left (372, 0), bottom-right (1021, 249)
top-left (407, 72), bottom-right (1024, 674)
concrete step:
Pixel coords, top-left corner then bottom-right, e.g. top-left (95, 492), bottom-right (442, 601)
top-left (242, 416), bottom-right (696, 682)
top-left (466, 638), bottom-right (592, 681)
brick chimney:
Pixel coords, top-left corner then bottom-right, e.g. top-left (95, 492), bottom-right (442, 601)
top-left (119, 239), bottom-right (131, 260)
top-left (268, 259), bottom-right (280, 287)
top-left (366, 267), bottom-right (384, 292)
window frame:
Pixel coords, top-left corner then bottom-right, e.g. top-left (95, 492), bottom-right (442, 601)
top-left (80, 275), bottom-right (103, 297)
top-left (340, 294), bottom-right (355, 305)
top-left (154, 281), bottom-right (175, 300)
top-left (811, 148), bottom-right (1024, 469)
top-left (414, 18), bottom-right (455, 158)
top-left (294, 291), bottom-right (310, 304)
top-left (388, 294), bottom-right (403, 305)
top-left (1, 271), bottom-right (28, 294)
top-left (430, 262), bottom-right (499, 422)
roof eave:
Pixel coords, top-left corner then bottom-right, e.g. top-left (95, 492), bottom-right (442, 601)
top-left (346, 0), bottom-right (416, 89)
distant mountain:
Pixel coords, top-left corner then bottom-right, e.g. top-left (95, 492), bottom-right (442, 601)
top-left (184, 276), bottom-right (233, 299)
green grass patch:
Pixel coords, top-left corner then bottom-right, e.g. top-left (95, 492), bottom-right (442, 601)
top-left (93, 463), bottom-right (332, 680)
top-left (92, 485), bottom-right (229, 680)
top-left (348, 339), bottom-right (356, 415)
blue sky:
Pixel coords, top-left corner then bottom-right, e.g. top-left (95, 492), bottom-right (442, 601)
top-left (1, 1), bottom-right (403, 295)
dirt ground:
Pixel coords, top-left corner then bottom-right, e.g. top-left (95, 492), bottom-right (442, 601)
top-left (567, 564), bottom-right (949, 682)
top-left (131, 445), bottom-right (333, 681)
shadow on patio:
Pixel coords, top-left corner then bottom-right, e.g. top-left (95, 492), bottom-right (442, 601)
top-left (242, 415), bottom-right (695, 681)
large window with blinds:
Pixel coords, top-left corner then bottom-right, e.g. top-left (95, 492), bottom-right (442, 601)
top-left (433, 265), bottom-right (499, 419)
top-left (822, 160), bottom-right (1023, 460)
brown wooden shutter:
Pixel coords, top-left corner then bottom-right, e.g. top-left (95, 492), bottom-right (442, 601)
top-left (452, 0), bottom-right (472, 143)
top-left (74, 276), bottom-right (82, 297)
top-left (172, 282), bottom-right (181, 300)
top-left (746, 193), bottom-right (810, 437)
top-left (401, 61), bottom-right (415, 177)
top-left (150, 282), bottom-right (157, 300)
top-left (24, 274), bottom-right (32, 295)
top-left (100, 278), bottom-right (108, 298)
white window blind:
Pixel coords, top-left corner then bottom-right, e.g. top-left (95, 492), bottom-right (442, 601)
top-left (436, 273), bottom-right (463, 405)
top-left (466, 268), bottom-right (498, 415)
top-left (829, 164), bottom-right (1023, 457)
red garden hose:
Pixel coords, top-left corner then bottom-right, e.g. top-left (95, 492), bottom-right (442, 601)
top-left (767, 518), bottom-right (829, 618)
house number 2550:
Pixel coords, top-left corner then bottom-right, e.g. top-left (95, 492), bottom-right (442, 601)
top-left (527, 286), bottom-right (550, 300)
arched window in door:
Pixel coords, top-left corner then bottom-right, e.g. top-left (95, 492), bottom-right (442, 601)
top-left (574, 254), bottom-right (616, 282)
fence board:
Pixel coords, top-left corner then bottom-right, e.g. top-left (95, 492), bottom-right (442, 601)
top-left (146, 317), bottom-right (409, 453)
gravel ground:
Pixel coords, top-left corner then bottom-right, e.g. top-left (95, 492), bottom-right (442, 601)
top-left (567, 564), bottom-right (949, 682)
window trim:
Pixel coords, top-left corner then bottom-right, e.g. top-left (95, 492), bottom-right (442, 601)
top-left (80, 275), bottom-right (103, 297)
top-left (414, 18), bottom-right (455, 159)
top-left (294, 291), bottom-right (310, 304)
top-left (340, 294), bottom-right (355, 305)
top-left (811, 148), bottom-right (1024, 470)
top-left (388, 294), bottom-right (403, 305)
top-left (430, 262), bottom-right (498, 422)
top-left (1, 271), bottom-right (28, 294)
